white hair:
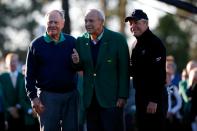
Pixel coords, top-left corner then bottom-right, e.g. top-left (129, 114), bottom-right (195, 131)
top-left (85, 9), bottom-right (105, 22)
top-left (45, 10), bottom-right (65, 20)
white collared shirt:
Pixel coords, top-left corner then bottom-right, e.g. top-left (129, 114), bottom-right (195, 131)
top-left (10, 71), bottom-right (18, 88)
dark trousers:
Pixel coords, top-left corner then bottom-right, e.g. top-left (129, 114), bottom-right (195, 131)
top-left (136, 111), bottom-right (166, 131)
top-left (135, 101), bottom-right (167, 131)
top-left (0, 112), bottom-right (5, 131)
top-left (135, 87), bottom-right (168, 131)
top-left (7, 111), bottom-right (25, 131)
top-left (39, 90), bottom-right (79, 131)
top-left (25, 118), bottom-right (40, 131)
top-left (165, 116), bottom-right (182, 131)
top-left (86, 92), bottom-right (124, 131)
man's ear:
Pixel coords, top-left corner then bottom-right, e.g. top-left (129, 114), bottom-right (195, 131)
top-left (61, 20), bottom-right (65, 29)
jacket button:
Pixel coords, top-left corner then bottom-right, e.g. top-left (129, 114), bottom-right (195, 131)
top-left (93, 73), bottom-right (96, 76)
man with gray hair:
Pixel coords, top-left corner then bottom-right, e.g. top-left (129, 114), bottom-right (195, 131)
top-left (125, 9), bottom-right (167, 131)
top-left (25, 10), bottom-right (79, 131)
top-left (72, 9), bottom-right (130, 131)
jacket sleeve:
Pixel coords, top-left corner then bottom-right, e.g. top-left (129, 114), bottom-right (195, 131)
top-left (149, 39), bottom-right (166, 103)
top-left (117, 34), bottom-right (130, 99)
top-left (25, 43), bottom-right (38, 101)
top-left (71, 37), bottom-right (84, 71)
top-left (19, 77), bottom-right (33, 114)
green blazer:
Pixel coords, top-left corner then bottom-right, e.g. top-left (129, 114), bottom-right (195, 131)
top-left (19, 80), bottom-right (38, 126)
top-left (76, 28), bottom-right (130, 108)
top-left (0, 72), bottom-right (38, 125)
top-left (0, 72), bottom-right (25, 119)
top-left (0, 83), bottom-right (6, 112)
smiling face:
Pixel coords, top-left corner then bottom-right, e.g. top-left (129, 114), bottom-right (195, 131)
top-left (84, 10), bottom-right (104, 38)
top-left (128, 19), bottom-right (148, 37)
top-left (45, 10), bottom-right (65, 40)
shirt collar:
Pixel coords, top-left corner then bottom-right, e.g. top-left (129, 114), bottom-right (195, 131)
top-left (97, 31), bottom-right (104, 41)
top-left (9, 71), bottom-right (18, 77)
top-left (90, 30), bottom-right (104, 45)
top-left (90, 30), bottom-right (104, 41)
top-left (43, 32), bottom-right (65, 44)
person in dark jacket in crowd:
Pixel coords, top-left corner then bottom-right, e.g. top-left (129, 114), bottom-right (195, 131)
top-left (125, 9), bottom-right (168, 131)
top-left (25, 9), bottom-right (79, 131)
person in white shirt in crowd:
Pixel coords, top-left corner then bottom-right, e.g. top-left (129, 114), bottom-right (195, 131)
top-left (179, 60), bottom-right (197, 131)
top-left (166, 55), bottom-right (181, 87)
top-left (0, 53), bottom-right (25, 131)
top-left (165, 60), bottom-right (182, 131)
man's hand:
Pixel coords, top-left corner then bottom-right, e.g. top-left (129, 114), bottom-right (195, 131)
top-left (32, 97), bottom-right (45, 115)
top-left (8, 107), bottom-right (19, 118)
top-left (146, 101), bottom-right (157, 114)
top-left (72, 49), bottom-right (80, 64)
top-left (116, 98), bottom-right (126, 108)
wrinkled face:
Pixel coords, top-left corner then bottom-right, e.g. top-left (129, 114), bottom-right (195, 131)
top-left (85, 11), bottom-right (103, 36)
top-left (45, 11), bottom-right (64, 40)
top-left (128, 19), bottom-right (148, 37)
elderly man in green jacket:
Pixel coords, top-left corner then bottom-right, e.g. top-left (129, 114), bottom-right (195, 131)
top-left (0, 53), bottom-right (25, 131)
top-left (0, 83), bottom-right (6, 131)
top-left (72, 9), bottom-right (130, 131)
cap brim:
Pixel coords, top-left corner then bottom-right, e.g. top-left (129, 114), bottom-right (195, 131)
top-left (125, 16), bottom-right (140, 22)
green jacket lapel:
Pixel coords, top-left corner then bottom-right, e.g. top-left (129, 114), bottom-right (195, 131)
top-left (83, 34), bottom-right (94, 71)
top-left (96, 28), bottom-right (110, 70)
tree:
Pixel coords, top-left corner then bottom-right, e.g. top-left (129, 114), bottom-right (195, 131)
top-left (100, 0), bottom-right (127, 34)
top-left (118, 0), bottom-right (127, 34)
top-left (154, 14), bottom-right (189, 71)
top-left (157, 0), bottom-right (197, 61)
top-left (175, 0), bottom-right (197, 61)
top-left (62, 0), bottom-right (71, 34)
top-left (0, 0), bottom-right (43, 63)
